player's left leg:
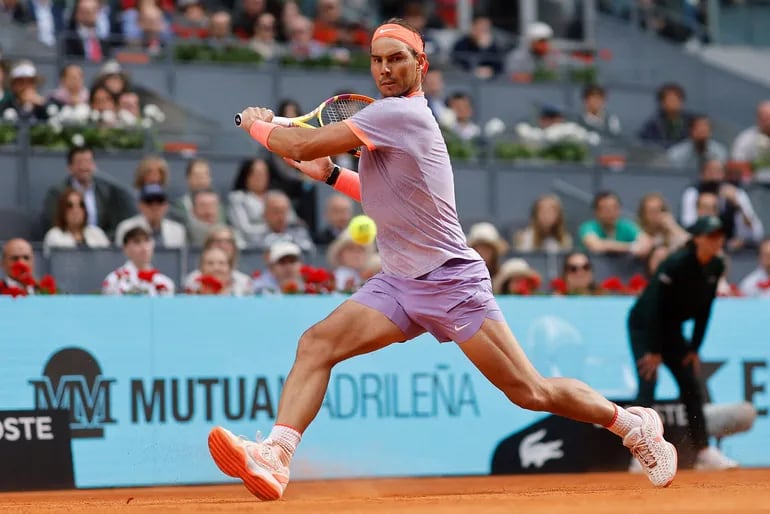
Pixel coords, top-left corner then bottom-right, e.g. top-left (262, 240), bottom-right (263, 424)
top-left (459, 318), bottom-right (677, 488)
top-left (208, 299), bottom-right (409, 501)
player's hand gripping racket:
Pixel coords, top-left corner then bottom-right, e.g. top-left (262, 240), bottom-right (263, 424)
top-left (234, 93), bottom-right (374, 157)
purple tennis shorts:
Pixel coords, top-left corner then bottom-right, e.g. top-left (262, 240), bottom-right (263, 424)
top-left (350, 258), bottom-right (504, 343)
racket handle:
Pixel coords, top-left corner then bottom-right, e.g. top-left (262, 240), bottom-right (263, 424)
top-left (235, 114), bottom-right (292, 127)
top-left (272, 116), bottom-right (293, 127)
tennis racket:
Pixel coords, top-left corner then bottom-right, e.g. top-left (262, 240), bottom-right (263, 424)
top-left (234, 93), bottom-right (375, 157)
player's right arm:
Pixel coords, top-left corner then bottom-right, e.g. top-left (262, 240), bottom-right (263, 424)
top-left (237, 107), bottom-right (363, 202)
top-left (237, 107), bottom-right (364, 161)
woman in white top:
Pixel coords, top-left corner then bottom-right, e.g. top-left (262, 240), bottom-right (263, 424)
top-left (227, 157), bottom-right (273, 247)
top-left (183, 226), bottom-right (253, 296)
top-left (513, 194), bottom-right (573, 253)
top-left (43, 188), bottom-right (110, 253)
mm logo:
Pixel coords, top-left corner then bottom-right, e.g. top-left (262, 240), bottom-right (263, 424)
top-left (29, 347), bottom-right (116, 438)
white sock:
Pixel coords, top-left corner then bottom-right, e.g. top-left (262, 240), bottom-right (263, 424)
top-left (266, 424), bottom-right (302, 462)
top-left (606, 405), bottom-right (642, 438)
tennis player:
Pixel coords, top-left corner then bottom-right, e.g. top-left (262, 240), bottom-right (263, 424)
top-left (208, 19), bottom-right (678, 500)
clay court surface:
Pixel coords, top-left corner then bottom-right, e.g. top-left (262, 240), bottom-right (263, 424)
top-left (3, 469), bottom-right (770, 513)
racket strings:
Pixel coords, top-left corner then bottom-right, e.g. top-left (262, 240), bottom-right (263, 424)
top-left (320, 99), bottom-right (371, 125)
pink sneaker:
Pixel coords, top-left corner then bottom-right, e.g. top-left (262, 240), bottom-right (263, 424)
top-left (208, 426), bottom-right (290, 500)
top-left (623, 407), bottom-right (678, 488)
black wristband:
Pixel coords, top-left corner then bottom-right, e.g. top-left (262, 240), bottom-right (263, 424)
top-left (325, 165), bottom-right (341, 186)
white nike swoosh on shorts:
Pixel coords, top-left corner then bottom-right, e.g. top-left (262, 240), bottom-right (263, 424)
top-left (454, 322), bottom-right (472, 332)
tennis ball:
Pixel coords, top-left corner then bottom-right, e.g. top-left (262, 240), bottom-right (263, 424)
top-left (348, 215), bottom-right (377, 245)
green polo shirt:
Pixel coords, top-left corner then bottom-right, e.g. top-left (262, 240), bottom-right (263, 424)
top-left (629, 243), bottom-right (724, 353)
top-left (578, 218), bottom-right (640, 249)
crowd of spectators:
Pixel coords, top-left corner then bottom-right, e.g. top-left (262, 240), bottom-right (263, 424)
top-left (1, 2), bottom-right (770, 300)
top-left (0, 55), bottom-right (162, 147)
top-left (1, 130), bottom-right (768, 298)
top-left (462, 183), bottom-right (766, 299)
top-left (0, 0), bottom-right (614, 78)
top-left (0, 138), bottom-right (375, 296)
top-left (1, 74), bottom-right (769, 297)
top-left (3, 0), bottom-right (768, 162)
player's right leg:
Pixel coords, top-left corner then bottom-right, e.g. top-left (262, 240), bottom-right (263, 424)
top-left (208, 299), bottom-right (408, 501)
top-left (459, 318), bottom-right (677, 488)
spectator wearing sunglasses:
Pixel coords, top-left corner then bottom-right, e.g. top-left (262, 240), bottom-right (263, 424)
top-left (0, 238), bottom-right (37, 294)
top-left (559, 251), bottom-right (601, 296)
top-left (114, 184), bottom-right (187, 248)
top-left (42, 145), bottom-right (136, 239)
top-left (43, 188), bottom-right (110, 252)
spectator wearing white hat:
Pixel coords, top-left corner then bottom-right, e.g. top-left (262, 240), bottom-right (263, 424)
top-left (466, 221), bottom-right (509, 277)
top-left (493, 258), bottom-right (542, 295)
top-left (505, 21), bottom-right (562, 82)
top-left (0, 60), bottom-right (52, 122)
top-left (252, 240), bottom-right (304, 294)
top-left (326, 231), bottom-right (375, 293)
top-left (94, 59), bottom-right (130, 96)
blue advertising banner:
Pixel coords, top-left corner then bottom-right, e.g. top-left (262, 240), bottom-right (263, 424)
top-left (0, 296), bottom-right (767, 488)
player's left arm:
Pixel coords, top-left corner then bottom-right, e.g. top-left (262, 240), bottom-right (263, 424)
top-left (238, 107), bottom-right (363, 161)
